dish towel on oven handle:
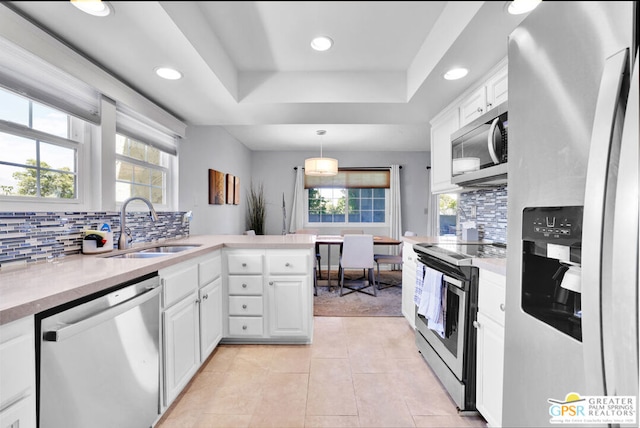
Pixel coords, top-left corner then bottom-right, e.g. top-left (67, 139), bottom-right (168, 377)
top-left (414, 261), bottom-right (426, 307)
top-left (416, 265), bottom-right (446, 338)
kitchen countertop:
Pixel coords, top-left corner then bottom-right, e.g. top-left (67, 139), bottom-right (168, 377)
top-left (0, 234), bottom-right (314, 325)
top-left (401, 235), bottom-right (507, 276)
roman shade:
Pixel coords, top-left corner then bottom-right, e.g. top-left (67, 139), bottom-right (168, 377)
top-left (304, 168), bottom-right (390, 189)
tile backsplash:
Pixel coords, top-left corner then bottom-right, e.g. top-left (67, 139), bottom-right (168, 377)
top-left (458, 186), bottom-right (508, 244)
top-left (0, 211), bottom-right (189, 266)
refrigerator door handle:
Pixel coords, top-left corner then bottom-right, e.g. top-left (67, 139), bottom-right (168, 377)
top-left (582, 47), bottom-right (629, 396)
top-left (605, 50), bottom-right (639, 398)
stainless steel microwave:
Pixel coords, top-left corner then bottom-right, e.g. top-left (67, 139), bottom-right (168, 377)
top-left (450, 101), bottom-right (508, 187)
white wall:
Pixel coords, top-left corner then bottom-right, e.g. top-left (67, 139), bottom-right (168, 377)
top-left (180, 127), bottom-right (432, 238)
top-left (179, 126), bottom-right (252, 235)
top-left (250, 150), bottom-right (431, 236)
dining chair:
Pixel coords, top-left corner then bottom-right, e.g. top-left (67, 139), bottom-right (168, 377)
top-left (295, 229), bottom-right (322, 280)
top-left (373, 231), bottom-right (417, 289)
top-left (338, 234), bottom-right (376, 297)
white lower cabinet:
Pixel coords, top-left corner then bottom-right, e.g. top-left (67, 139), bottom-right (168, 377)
top-left (163, 291), bottom-right (200, 406)
top-left (223, 248), bottom-right (312, 342)
top-left (0, 316), bottom-right (36, 428)
top-left (401, 242), bottom-right (417, 328)
top-left (161, 250), bottom-right (223, 408)
top-left (267, 275), bottom-right (309, 337)
top-left (475, 268), bottom-right (506, 427)
top-left (199, 276), bottom-right (222, 362)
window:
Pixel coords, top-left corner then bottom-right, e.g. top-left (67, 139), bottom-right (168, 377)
top-left (439, 193), bottom-right (458, 236)
top-left (0, 87), bottom-right (81, 200)
top-left (305, 169), bottom-right (389, 225)
top-left (115, 134), bottom-right (170, 205)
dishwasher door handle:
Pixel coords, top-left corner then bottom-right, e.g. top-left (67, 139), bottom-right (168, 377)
top-left (43, 285), bottom-right (160, 342)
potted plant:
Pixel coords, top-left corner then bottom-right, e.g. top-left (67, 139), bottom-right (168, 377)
top-left (246, 181), bottom-right (266, 235)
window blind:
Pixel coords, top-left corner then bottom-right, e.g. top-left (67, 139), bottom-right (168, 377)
top-left (304, 168), bottom-right (390, 189)
top-left (116, 106), bottom-right (178, 156)
top-left (0, 36), bottom-right (101, 124)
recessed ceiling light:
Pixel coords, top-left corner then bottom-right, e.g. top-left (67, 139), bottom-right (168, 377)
top-left (507, 0), bottom-right (542, 15)
top-left (70, 0), bottom-right (113, 17)
top-left (444, 68), bottom-right (469, 80)
top-left (155, 67), bottom-right (183, 80)
top-left (311, 36), bottom-right (333, 52)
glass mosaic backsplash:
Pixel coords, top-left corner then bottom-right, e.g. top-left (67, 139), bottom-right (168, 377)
top-left (0, 211), bottom-right (189, 266)
top-left (458, 186), bottom-right (508, 244)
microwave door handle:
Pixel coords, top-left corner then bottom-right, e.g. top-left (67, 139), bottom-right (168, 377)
top-left (487, 117), bottom-right (500, 164)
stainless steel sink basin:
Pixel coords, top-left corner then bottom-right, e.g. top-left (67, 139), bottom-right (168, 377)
top-left (104, 244), bottom-right (200, 259)
top-left (139, 245), bottom-right (200, 253)
top-left (106, 252), bottom-right (170, 259)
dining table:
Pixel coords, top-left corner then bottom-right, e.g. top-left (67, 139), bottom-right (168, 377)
top-left (314, 235), bottom-right (402, 287)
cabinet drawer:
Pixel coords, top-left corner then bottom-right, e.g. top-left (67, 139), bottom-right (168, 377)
top-left (0, 328), bottom-right (34, 406)
top-left (228, 276), bottom-right (263, 295)
top-left (229, 296), bottom-right (263, 316)
top-left (478, 271), bottom-right (506, 325)
top-left (162, 264), bottom-right (198, 308)
top-left (228, 317), bottom-right (263, 336)
top-left (227, 253), bottom-right (263, 274)
top-left (267, 253), bottom-right (308, 275)
top-left (199, 252), bottom-right (221, 286)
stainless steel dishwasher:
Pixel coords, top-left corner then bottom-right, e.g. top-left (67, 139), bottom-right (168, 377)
top-left (37, 274), bottom-right (161, 428)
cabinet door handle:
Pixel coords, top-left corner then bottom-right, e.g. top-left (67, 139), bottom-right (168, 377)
top-left (473, 320), bottom-right (481, 329)
top-left (242, 304), bottom-right (247, 309)
top-left (242, 283), bottom-right (248, 288)
top-left (499, 303), bottom-right (505, 311)
top-left (477, 107), bottom-right (483, 113)
top-left (487, 102), bottom-right (493, 109)
top-left (269, 281), bottom-right (274, 285)
top-left (285, 262), bottom-right (291, 267)
top-left (242, 325), bottom-right (248, 330)
top-left (202, 294), bottom-right (208, 300)
top-left (242, 263), bottom-right (247, 267)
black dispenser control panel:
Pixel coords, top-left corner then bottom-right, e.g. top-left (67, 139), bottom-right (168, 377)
top-left (522, 206), bottom-right (583, 245)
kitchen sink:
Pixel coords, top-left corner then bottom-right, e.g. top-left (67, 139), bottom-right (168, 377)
top-left (139, 245), bottom-right (200, 253)
top-left (105, 252), bottom-right (170, 259)
top-left (104, 244), bottom-right (201, 258)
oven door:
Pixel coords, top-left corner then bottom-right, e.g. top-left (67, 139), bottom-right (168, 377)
top-left (415, 274), bottom-right (467, 380)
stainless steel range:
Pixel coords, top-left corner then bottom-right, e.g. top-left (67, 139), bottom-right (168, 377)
top-left (412, 241), bottom-right (506, 413)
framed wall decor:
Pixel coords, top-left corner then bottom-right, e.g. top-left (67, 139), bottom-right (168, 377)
top-left (208, 169), bottom-right (225, 205)
top-left (226, 173), bottom-right (235, 204)
top-left (233, 176), bottom-right (240, 205)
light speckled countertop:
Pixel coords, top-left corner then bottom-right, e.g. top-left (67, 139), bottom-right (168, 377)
top-left (401, 235), bottom-right (507, 276)
top-left (0, 234), bottom-right (314, 325)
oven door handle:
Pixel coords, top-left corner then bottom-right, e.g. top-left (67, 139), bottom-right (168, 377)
top-left (442, 274), bottom-right (463, 289)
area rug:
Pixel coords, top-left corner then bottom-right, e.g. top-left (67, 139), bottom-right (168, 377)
top-left (313, 270), bottom-right (403, 317)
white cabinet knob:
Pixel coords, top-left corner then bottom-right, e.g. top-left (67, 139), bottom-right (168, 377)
top-left (203, 294), bottom-right (208, 300)
top-left (477, 107), bottom-right (483, 113)
top-left (242, 263), bottom-right (247, 267)
top-left (242, 304), bottom-right (247, 309)
top-left (285, 262), bottom-right (291, 267)
top-left (242, 325), bottom-right (247, 330)
top-left (269, 281), bottom-right (274, 286)
top-left (473, 320), bottom-right (481, 329)
top-left (242, 283), bottom-right (247, 288)
top-left (499, 303), bottom-right (505, 311)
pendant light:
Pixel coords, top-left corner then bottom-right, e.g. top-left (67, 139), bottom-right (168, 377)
top-left (305, 130), bottom-right (338, 176)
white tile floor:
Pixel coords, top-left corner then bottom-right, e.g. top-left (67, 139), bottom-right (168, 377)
top-left (156, 317), bottom-right (487, 428)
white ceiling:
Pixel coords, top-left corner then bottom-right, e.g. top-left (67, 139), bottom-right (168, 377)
top-left (6, 1), bottom-right (529, 152)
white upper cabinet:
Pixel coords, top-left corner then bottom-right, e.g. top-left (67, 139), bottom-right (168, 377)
top-left (430, 107), bottom-right (461, 194)
top-left (459, 86), bottom-right (488, 127)
top-left (485, 64), bottom-right (508, 110)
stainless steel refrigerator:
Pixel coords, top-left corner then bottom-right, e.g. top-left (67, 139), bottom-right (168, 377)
top-left (503, 2), bottom-right (638, 427)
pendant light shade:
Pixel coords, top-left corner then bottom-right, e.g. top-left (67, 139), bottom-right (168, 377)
top-left (305, 130), bottom-right (338, 176)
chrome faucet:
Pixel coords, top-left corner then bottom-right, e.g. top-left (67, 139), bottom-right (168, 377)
top-left (118, 197), bottom-right (159, 250)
